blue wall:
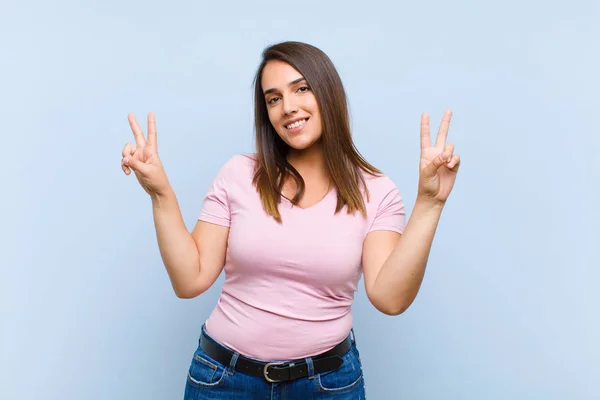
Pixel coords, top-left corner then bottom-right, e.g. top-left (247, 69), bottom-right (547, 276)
top-left (1, 0), bottom-right (598, 398)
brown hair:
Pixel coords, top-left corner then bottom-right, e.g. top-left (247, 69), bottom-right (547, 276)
top-left (252, 41), bottom-right (381, 223)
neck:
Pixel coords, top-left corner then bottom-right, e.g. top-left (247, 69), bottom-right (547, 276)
top-left (286, 141), bottom-right (327, 179)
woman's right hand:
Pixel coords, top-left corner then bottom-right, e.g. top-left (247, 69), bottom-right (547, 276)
top-left (121, 112), bottom-right (171, 198)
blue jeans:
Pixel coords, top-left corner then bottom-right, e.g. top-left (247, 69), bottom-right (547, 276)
top-left (184, 326), bottom-right (366, 399)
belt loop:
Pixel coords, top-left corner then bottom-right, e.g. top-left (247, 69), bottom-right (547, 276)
top-left (229, 352), bottom-right (239, 370)
top-left (200, 324), bottom-right (207, 345)
top-left (305, 356), bottom-right (315, 378)
top-left (350, 328), bottom-right (357, 345)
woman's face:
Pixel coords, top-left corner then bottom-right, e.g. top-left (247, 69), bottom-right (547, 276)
top-left (261, 60), bottom-right (323, 151)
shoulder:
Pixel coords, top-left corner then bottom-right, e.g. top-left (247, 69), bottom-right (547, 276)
top-left (214, 153), bottom-right (257, 181)
top-left (220, 153), bottom-right (256, 170)
top-left (361, 170), bottom-right (401, 198)
top-left (360, 170), bottom-right (406, 229)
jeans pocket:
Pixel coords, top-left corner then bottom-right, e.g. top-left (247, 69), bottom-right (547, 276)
top-left (315, 346), bottom-right (364, 394)
top-left (186, 347), bottom-right (227, 388)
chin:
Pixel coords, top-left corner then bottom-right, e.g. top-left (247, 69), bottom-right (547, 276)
top-left (285, 136), bottom-right (321, 152)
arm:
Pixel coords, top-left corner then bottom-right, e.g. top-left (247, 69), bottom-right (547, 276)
top-left (152, 188), bottom-right (229, 299)
top-left (363, 110), bottom-right (461, 315)
top-left (122, 112), bottom-right (229, 299)
top-left (362, 198), bottom-right (443, 315)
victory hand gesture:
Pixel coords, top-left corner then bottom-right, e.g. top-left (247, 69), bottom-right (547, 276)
top-left (121, 112), bottom-right (171, 197)
top-left (418, 110), bottom-right (461, 205)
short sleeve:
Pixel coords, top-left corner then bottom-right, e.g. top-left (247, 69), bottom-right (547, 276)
top-left (367, 177), bottom-right (406, 234)
top-left (198, 156), bottom-right (238, 227)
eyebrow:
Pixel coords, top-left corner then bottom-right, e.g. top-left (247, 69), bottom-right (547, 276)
top-left (263, 77), bottom-right (307, 95)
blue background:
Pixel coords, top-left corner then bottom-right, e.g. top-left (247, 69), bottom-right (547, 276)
top-left (1, 0), bottom-right (598, 398)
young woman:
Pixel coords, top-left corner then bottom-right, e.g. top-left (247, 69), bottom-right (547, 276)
top-left (121, 41), bottom-right (460, 399)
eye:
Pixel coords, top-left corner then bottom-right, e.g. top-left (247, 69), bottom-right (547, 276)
top-left (297, 86), bottom-right (310, 93)
top-left (267, 96), bottom-right (280, 105)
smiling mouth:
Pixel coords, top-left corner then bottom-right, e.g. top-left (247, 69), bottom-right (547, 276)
top-left (285, 118), bottom-right (308, 130)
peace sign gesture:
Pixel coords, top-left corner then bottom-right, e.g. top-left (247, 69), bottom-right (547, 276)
top-left (417, 110), bottom-right (461, 205)
top-left (121, 112), bottom-right (171, 197)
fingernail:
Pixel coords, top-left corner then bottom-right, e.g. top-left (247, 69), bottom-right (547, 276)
top-left (124, 157), bottom-right (129, 165)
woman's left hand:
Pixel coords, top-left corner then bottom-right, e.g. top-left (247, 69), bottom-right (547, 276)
top-left (417, 110), bottom-right (461, 205)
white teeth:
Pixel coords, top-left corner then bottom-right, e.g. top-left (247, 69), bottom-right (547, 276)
top-left (286, 119), bottom-right (307, 130)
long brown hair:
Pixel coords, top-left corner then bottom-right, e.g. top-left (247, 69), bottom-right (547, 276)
top-left (252, 41), bottom-right (381, 223)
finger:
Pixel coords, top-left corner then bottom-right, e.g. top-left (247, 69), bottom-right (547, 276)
top-left (122, 143), bottom-right (135, 158)
top-left (422, 152), bottom-right (447, 178)
top-left (127, 153), bottom-right (150, 175)
top-left (122, 158), bottom-right (131, 175)
top-left (435, 109), bottom-right (452, 148)
top-left (447, 154), bottom-right (461, 170)
top-left (122, 144), bottom-right (136, 174)
top-left (128, 113), bottom-right (147, 147)
top-left (443, 142), bottom-right (455, 160)
top-left (420, 112), bottom-right (431, 150)
top-left (147, 112), bottom-right (158, 149)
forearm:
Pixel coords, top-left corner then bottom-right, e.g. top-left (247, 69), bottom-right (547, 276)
top-left (151, 188), bottom-right (201, 297)
top-left (372, 198), bottom-right (444, 314)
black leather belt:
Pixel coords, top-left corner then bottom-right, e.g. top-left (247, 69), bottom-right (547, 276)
top-left (199, 330), bottom-right (353, 383)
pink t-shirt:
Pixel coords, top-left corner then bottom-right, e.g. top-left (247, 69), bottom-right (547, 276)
top-left (199, 154), bottom-right (406, 360)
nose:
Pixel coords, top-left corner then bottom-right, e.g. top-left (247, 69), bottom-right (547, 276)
top-left (281, 95), bottom-right (298, 116)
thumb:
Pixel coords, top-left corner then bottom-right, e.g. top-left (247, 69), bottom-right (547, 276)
top-left (127, 155), bottom-right (151, 176)
top-left (422, 153), bottom-right (447, 179)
